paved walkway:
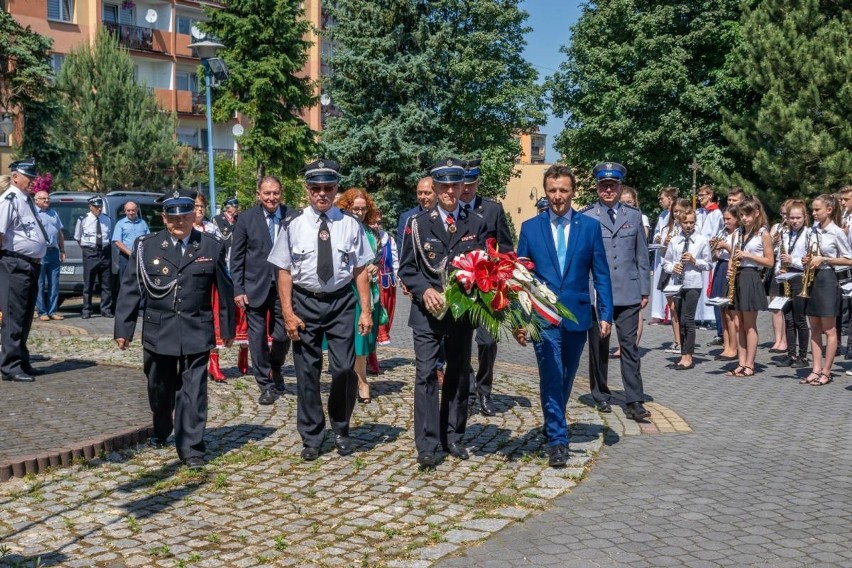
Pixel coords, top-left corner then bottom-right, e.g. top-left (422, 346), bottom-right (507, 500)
top-left (1, 294), bottom-right (850, 566)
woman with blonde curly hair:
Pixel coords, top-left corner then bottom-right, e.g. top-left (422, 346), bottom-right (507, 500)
top-left (336, 188), bottom-right (384, 403)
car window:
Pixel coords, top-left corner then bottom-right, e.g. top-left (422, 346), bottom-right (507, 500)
top-left (139, 203), bottom-right (165, 232)
top-left (51, 202), bottom-right (90, 241)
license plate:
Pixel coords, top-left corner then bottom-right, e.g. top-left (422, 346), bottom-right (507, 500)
top-left (60, 265), bottom-right (75, 275)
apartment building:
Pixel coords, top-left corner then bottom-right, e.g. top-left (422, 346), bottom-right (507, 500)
top-left (2, 0), bottom-right (329, 173)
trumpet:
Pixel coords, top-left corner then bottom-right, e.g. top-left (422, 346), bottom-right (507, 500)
top-left (798, 231), bottom-right (820, 299)
top-left (709, 228), bottom-right (727, 258)
top-left (726, 229), bottom-right (742, 305)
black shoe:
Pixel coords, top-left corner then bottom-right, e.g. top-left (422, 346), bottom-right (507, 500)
top-left (446, 442), bottom-right (469, 460)
top-left (334, 434), bottom-right (354, 456)
top-left (258, 387), bottom-right (277, 405)
top-left (271, 369), bottom-right (286, 393)
top-left (596, 401), bottom-right (612, 413)
top-left (81, 314), bottom-right (91, 319)
top-left (101, 313), bottom-right (114, 319)
top-left (417, 452), bottom-right (437, 468)
top-left (1, 372), bottom-right (35, 382)
top-left (148, 437), bottom-right (168, 449)
top-left (183, 456), bottom-right (205, 470)
top-left (548, 444), bottom-right (568, 468)
top-left (539, 426), bottom-right (549, 443)
top-left (21, 366), bottom-right (43, 376)
top-left (791, 357), bottom-right (808, 369)
top-left (625, 402), bottom-right (651, 420)
top-left (674, 362), bottom-right (695, 370)
top-left (845, 350), bottom-right (852, 361)
top-left (478, 395), bottom-right (497, 417)
top-left (301, 446), bottom-right (320, 461)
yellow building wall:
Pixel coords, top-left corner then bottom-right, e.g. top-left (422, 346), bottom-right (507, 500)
top-left (501, 164), bottom-right (552, 230)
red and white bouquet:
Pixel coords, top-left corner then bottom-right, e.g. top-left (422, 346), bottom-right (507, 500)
top-left (439, 238), bottom-right (576, 341)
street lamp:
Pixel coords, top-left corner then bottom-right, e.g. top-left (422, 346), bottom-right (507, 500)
top-left (189, 39), bottom-right (227, 216)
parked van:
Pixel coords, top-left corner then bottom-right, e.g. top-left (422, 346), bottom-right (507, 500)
top-left (50, 191), bottom-right (165, 302)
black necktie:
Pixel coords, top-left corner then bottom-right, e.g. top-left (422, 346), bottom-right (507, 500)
top-left (176, 239), bottom-right (183, 259)
top-left (318, 213), bottom-right (333, 284)
top-left (95, 215), bottom-right (102, 248)
top-left (607, 208), bottom-right (616, 224)
top-left (27, 197), bottom-right (49, 242)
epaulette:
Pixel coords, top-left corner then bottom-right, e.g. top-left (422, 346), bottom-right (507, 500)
top-left (4, 192), bottom-right (14, 201)
top-left (416, 208), bottom-right (437, 221)
top-left (578, 204), bottom-right (594, 213)
top-left (480, 196), bottom-right (499, 206)
top-left (137, 233), bottom-right (156, 242)
top-left (283, 209), bottom-right (303, 225)
top-left (78, 214), bottom-right (86, 219)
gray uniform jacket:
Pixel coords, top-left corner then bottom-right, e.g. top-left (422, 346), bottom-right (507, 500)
top-left (582, 201), bottom-right (650, 306)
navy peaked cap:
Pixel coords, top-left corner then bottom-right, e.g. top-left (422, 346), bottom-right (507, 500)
top-left (302, 159), bottom-right (340, 185)
top-left (593, 162), bottom-right (627, 181)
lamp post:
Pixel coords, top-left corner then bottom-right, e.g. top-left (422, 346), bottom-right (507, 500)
top-left (189, 39), bottom-right (226, 216)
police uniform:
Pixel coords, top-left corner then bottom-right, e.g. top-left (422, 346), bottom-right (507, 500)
top-left (114, 189), bottom-right (235, 467)
top-left (267, 160), bottom-right (373, 460)
top-left (0, 159), bottom-right (48, 381)
top-left (398, 158), bottom-right (488, 466)
top-left (75, 196), bottom-right (113, 318)
top-left (459, 159), bottom-right (513, 416)
top-left (582, 162), bottom-right (651, 420)
top-left (212, 197), bottom-right (239, 253)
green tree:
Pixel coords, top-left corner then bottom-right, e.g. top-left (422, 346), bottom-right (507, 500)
top-left (321, 0), bottom-right (544, 223)
top-left (49, 33), bottom-right (180, 191)
top-left (203, 0), bottom-right (318, 188)
top-left (722, 0), bottom-right (852, 202)
top-left (549, 0), bottom-right (751, 210)
top-left (0, 11), bottom-right (70, 177)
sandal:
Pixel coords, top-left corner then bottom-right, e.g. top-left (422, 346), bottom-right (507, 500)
top-left (800, 372), bottom-right (820, 385)
top-left (811, 372), bottom-right (833, 386)
top-left (733, 366), bottom-right (754, 378)
top-left (725, 365), bottom-right (745, 377)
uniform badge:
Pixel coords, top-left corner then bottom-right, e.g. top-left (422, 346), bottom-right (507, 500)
top-left (446, 159), bottom-right (453, 166)
top-left (428, 252), bottom-right (436, 260)
top-left (405, 226), bottom-right (412, 235)
top-left (162, 267), bottom-right (170, 275)
top-left (448, 224), bottom-right (457, 234)
top-left (606, 162), bottom-right (613, 169)
top-left (155, 278), bottom-right (161, 286)
top-left (430, 210), bottom-right (438, 219)
top-left (173, 190), bottom-right (180, 199)
top-left (153, 258), bottom-right (160, 265)
top-left (319, 229), bottom-right (330, 241)
top-left (161, 241), bottom-right (169, 250)
top-left (318, 160), bottom-right (325, 169)
top-left (193, 241), bottom-right (200, 249)
top-left (424, 243), bottom-right (432, 251)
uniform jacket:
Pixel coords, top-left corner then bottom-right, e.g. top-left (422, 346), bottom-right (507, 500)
top-left (581, 202), bottom-right (650, 306)
top-left (517, 210), bottom-right (613, 331)
top-left (230, 204), bottom-right (289, 307)
top-left (114, 229), bottom-right (235, 356)
top-left (396, 205), bottom-right (423, 249)
top-left (467, 195), bottom-right (513, 253)
top-left (399, 207), bottom-right (488, 332)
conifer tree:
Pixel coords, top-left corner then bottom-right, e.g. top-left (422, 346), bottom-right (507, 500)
top-left (722, 0), bottom-right (852, 200)
top-left (50, 33), bottom-right (180, 191)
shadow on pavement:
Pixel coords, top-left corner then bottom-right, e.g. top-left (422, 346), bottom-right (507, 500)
top-left (350, 423), bottom-right (405, 452)
top-left (0, 552), bottom-right (69, 567)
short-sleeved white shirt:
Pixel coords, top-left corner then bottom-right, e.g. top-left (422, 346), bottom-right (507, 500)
top-left (0, 186), bottom-right (48, 258)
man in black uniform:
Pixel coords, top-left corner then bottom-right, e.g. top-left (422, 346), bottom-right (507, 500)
top-left (114, 189), bottom-right (235, 469)
top-left (459, 158), bottom-right (513, 416)
top-left (0, 159), bottom-right (47, 382)
top-left (212, 196), bottom-right (239, 251)
top-left (74, 196), bottom-right (113, 319)
top-left (399, 158), bottom-right (488, 467)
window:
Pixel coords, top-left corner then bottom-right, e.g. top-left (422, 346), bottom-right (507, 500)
top-left (0, 130), bottom-right (8, 147)
top-left (47, 0), bottom-right (74, 22)
top-left (176, 72), bottom-right (199, 93)
top-left (103, 3), bottom-right (134, 25)
top-left (176, 16), bottom-right (198, 36)
top-left (50, 54), bottom-right (65, 76)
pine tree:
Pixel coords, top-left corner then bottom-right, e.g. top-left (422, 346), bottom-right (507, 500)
top-left (549, 0), bottom-right (750, 208)
top-left (722, 0), bottom-right (852, 201)
top-left (203, 0), bottom-right (318, 202)
top-left (321, 0), bottom-right (544, 223)
top-left (50, 33), bottom-right (180, 191)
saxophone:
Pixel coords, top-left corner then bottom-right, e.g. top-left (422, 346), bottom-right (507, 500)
top-left (798, 230), bottom-right (820, 299)
top-left (726, 229), bottom-right (742, 305)
top-left (778, 224), bottom-right (791, 298)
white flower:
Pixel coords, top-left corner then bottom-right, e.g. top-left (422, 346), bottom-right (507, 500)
top-left (537, 284), bottom-right (558, 304)
top-left (518, 291), bottom-right (532, 315)
top-left (512, 266), bottom-right (533, 282)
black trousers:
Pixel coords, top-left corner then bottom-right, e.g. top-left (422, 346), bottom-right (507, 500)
top-left (783, 278), bottom-right (809, 359)
top-left (291, 289), bottom-right (357, 448)
top-left (81, 247), bottom-right (112, 316)
top-left (143, 349), bottom-right (209, 460)
top-left (246, 285), bottom-right (290, 389)
top-left (468, 326), bottom-right (497, 402)
top-left (588, 304), bottom-right (645, 405)
top-left (412, 318), bottom-right (474, 454)
top-left (675, 288), bottom-right (700, 355)
top-left (0, 256), bottom-right (39, 376)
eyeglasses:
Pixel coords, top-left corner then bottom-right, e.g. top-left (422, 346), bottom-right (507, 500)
top-left (350, 206), bottom-right (368, 212)
top-left (307, 186), bottom-right (335, 194)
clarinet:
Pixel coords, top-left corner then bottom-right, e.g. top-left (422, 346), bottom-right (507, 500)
top-left (726, 229), bottom-right (742, 305)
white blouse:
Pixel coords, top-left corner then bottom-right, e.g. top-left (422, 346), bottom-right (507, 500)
top-left (663, 232), bottom-right (711, 289)
top-left (739, 227), bottom-right (768, 268)
top-left (809, 222), bottom-right (852, 270)
top-left (775, 226), bottom-right (808, 272)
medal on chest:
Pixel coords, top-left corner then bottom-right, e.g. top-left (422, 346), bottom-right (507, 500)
top-left (319, 229), bottom-right (330, 241)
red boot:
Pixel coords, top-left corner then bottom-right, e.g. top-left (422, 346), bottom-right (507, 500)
top-left (238, 346), bottom-right (249, 375)
top-left (208, 351), bottom-right (226, 382)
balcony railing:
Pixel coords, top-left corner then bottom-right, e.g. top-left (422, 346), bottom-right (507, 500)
top-left (104, 22), bottom-right (159, 53)
top-left (192, 148), bottom-right (237, 165)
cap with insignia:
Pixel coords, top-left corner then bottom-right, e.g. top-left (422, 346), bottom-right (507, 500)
top-left (87, 196), bottom-right (104, 208)
top-left (464, 158), bottom-right (481, 185)
top-left (156, 188), bottom-right (196, 215)
top-left (224, 197), bottom-right (239, 208)
top-left (9, 157), bottom-right (37, 179)
top-left (301, 159), bottom-right (340, 185)
top-left (429, 158), bottom-right (466, 184)
top-left (535, 197), bottom-right (550, 212)
top-left (592, 161), bottom-right (627, 181)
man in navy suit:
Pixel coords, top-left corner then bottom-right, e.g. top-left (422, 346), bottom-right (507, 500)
top-left (231, 176), bottom-right (292, 406)
top-left (397, 176), bottom-right (437, 251)
top-left (515, 164), bottom-right (613, 467)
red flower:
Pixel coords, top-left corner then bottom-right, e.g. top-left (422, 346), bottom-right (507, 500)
top-left (474, 258), bottom-right (496, 292)
top-left (490, 283), bottom-right (510, 311)
top-left (452, 250), bottom-right (487, 293)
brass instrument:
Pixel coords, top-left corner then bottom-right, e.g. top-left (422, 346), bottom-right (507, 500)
top-left (709, 228), bottom-right (727, 260)
top-left (726, 229), bottom-right (742, 305)
top-left (778, 225), bottom-right (791, 298)
top-left (798, 231), bottom-right (820, 299)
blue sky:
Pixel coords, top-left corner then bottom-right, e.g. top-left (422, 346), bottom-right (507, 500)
top-left (520, 0), bottom-right (584, 162)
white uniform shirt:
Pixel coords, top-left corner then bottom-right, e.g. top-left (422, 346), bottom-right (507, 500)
top-left (663, 232), bottom-right (711, 289)
top-left (775, 226), bottom-right (807, 272)
top-left (268, 206), bottom-right (373, 292)
top-left (0, 186), bottom-right (48, 258)
top-left (739, 227), bottom-right (768, 268)
top-left (74, 212), bottom-right (112, 248)
top-left (810, 222), bottom-right (852, 270)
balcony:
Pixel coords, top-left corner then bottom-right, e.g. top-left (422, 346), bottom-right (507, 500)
top-left (192, 147), bottom-right (236, 166)
top-left (104, 22), bottom-right (169, 54)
